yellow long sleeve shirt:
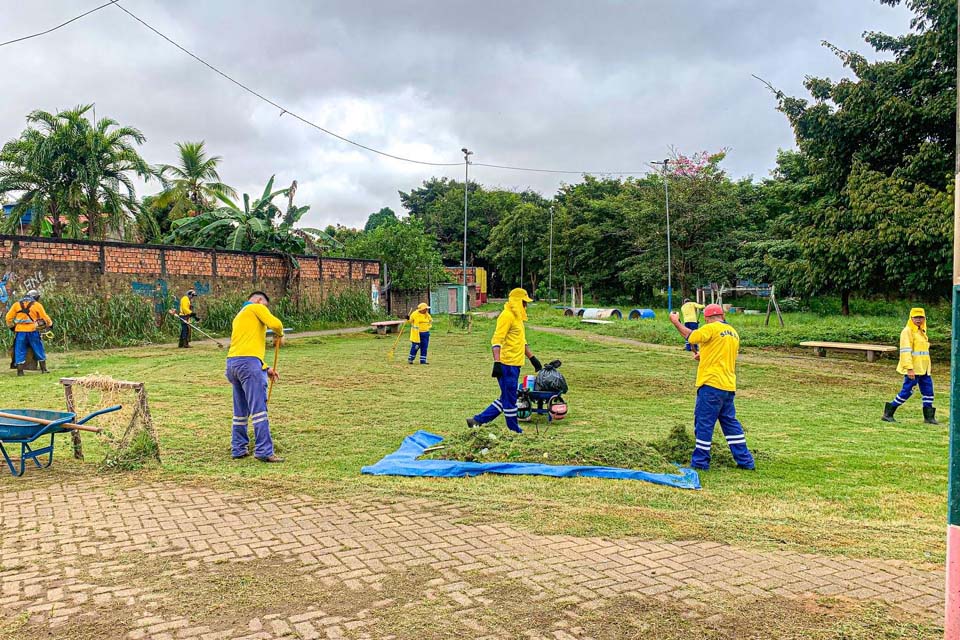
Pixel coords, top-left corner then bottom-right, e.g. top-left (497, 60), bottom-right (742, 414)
top-left (5, 299), bottom-right (52, 333)
top-left (680, 302), bottom-right (705, 324)
top-left (491, 305), bottom-right (527, 366)
top-left (897, 325), bottom-right (931, 376)
top-left (179, 295), bottom-right (193, 316)
top-left (226, 302), bottom-right (284, 366)
top-left (408, 309), bottom-right (433, 343)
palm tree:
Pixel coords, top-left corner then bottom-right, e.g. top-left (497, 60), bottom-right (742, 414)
top-left (0, 104), bottom-right (152, 239)
top-left (155, 141), bottom-right (236, 220)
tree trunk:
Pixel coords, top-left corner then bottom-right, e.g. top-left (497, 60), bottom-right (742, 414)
top-left (841, 290), bottom-right (851, 316)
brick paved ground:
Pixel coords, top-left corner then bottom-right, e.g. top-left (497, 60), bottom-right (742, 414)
top-left (0, 482), bottom-right (944, 638)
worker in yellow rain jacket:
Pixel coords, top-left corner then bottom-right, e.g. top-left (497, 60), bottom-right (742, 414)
top-left (680, 298), bottom-right (705, 352)
top-left (407, 302), bottom-right (433, 364)
top-left (466, 288), bottom-right (542, 433)
top-left (882, 307), bottom-right (938, 425)
top-left (5, 289), bottom-right (53, 376)
top-left (178, 289), bottom-right (198, 348)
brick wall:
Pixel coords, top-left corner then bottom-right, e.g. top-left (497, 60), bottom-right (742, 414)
top-left (0, 235), bottom-right (379, 309)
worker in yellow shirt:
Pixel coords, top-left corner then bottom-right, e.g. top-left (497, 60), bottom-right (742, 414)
top-left (466, 288), bottom-right (542, 433)
top-left (5, 289), bottom-right (53, 376)
top-left (226, 291), bottom-right (285, 462)
top-left (407, 302), bottom-right (433, 364)
top-left (882, 307), bottom-right (938, 425)
top-left (177, 289), bottom-right (198, 348)
top-left (680, 298), bottom-right (705, 352)
top-left (670, 304), bottom-right (755, 470)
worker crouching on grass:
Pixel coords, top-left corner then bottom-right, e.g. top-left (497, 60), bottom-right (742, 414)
top-left (408, 302), bottom-right (432, 364)
top-left (226, 291), bottom-right (285, 463)
top-left (882, 307), bottom-right (938, 425)
top-left (5, 289), bottom-right (52, 376)
top-left (178, 289), bottom-right (198, 348)
top-left (670, 304), bottom-right (755, 471)
top-left (466, 288), bottom-right (542, 434)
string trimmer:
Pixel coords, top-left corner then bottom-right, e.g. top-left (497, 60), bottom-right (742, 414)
top-left (167, 310), bottom-right (226, 348)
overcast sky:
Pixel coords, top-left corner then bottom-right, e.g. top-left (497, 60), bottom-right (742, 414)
top-left (1, 1), bottom-right (913, 229)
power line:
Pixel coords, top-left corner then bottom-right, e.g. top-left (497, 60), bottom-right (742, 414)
top-left (1, 1), bottom-right (657, 176)
top-left (111, 2), bottom-right (462, 167)
top-left (0, 0), bottom-right (119, 48)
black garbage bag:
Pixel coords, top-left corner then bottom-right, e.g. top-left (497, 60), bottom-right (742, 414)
top-left (534, 359), bottom-right (568, 394)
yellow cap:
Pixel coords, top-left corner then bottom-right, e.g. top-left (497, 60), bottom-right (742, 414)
top-left (509, 288), bottom-right (533, 303)
top-left (910, 307), bottom-right (926, 318)
top-left (417, 302), bottom-right (429, 311)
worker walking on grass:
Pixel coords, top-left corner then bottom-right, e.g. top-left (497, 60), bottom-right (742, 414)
top-left (5, 289), bottom-right (52, 376)
top-left (226, 291), bottom-right (285, 463)
top-left (466, 288), bottom-right (542, 434)
top-left (882, 307), bottom-right (938, 425)
top-left (408, 302), bottom-right (433, 364)
top-left (680, 298), bottom-right (705, 352)
top-left (670, 304), bottom-right (755, 471)
top-left (178, 289), bottom-right (198, 348)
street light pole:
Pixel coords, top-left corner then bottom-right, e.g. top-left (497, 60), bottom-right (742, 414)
top-left (652, 159), bottom-right (673, 313)
top-left (461, 148), bottom-right (472, 313)
top-left (548, 204), bottom-right (554, 300)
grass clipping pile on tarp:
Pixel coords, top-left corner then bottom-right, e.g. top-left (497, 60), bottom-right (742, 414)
top-left (423, 423), bottom-right (767, 471)
top-left (68, 374), bottom-right (161, 471)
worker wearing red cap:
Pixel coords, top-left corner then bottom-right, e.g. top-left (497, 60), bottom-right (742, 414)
top-left (670, 304), bottom-right (755, 470)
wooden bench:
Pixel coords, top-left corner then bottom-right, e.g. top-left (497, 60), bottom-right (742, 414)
top-left (799, 341), bottom-right (897, 363)
top-left (371, 320), bottom-right (405, 335)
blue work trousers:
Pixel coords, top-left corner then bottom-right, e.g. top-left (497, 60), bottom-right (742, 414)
top-left (692, 384), bottom-right (754, 470)
top-left (408, 332), bottom-right (430, 363)
top-left (226, 356), bottom-right (274, 458)
top-left (474, 364), bottom-right (521, 433)
top-left (684, 321), bottom-right (699, 352)
top-left (13, 331), bottom-right (46, 365)
top-left (891, 374), bottom-right (934, 407)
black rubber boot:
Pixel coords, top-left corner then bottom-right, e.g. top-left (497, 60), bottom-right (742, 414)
top-left (16, 364), bottom-right (24, 377)
top-left (881, 402), bottom-right (898, 423)
top-left (38, 360), bottom-right (48, 373)
top-left (923, 406), bottom-right (940, 425)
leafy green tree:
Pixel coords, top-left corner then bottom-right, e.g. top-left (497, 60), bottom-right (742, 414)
top-left (155, 141), bottom-right (236, 220)
top-left (483, 202), bottom-right (551, 293)
top-left (762, 0), bottom-right (956, 311)
top-left (166, 175), bottom-right (329, 254)
top-left (345, 218), bottom-right (446, 291)
top-left (363, 207), bottom-right (398, 232)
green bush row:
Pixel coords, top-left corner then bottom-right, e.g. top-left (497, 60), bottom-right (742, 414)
top-left (0, 286), bottom-right (381, 352)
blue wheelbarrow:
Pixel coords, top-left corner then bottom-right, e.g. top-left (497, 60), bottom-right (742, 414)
top-left (0, 406), bottom-right (121, 477)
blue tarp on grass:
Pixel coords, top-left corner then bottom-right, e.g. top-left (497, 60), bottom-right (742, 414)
top-left (361, 430), bottom-right (701, 490)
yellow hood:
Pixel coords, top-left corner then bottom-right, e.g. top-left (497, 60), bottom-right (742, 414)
top-left (505, 287), bottom-right (532, 321)
top-left (905, 307), bottom-right (927, 335)
top-left (417, 303), bottom-right (429, 312)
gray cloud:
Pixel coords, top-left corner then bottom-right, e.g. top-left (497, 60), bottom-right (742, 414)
top-left (0, 0), bottom-right (913, 228)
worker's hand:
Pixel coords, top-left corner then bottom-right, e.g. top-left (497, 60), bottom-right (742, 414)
top-left (693, 352), bottom-right (700, 361)
top-left (267, 367), bottom-right (280, 382)
top-left (275, 336), bottom-right (286, 347)
top-left (491, 362), bottom-right (503, 379)
top-left (530, 355), bottom-right (543, 372)
top-left (669, 312), bottom-right (680, 325)
top-left (907, 369), bottom-right (916, 380)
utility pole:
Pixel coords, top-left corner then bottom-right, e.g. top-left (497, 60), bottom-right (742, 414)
top-left (461, 148), bottom-right (472, 313)
top-left (946, 3), bottom-right (960, 635)
top-left (548, 204), bottom-right (554, 300)
top-left (520, 225), bottom-right (525, 288)
top-left (651, 159), bottom-right (673, 313)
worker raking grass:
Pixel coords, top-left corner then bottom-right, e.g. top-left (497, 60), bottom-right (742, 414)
top-left (225, 291), bottom-right (285, 463)
top-left (882, 307), bottom-right (939, 425)
top-left (407, 302), bottom-right (432, 365)
top-left (466, 288), bottom-right (542, 434)
top-left (670, 304), bottom-right (755, 471)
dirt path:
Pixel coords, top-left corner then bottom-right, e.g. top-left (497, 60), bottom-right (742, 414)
top-left (0, 481), bottom-right (943, 639)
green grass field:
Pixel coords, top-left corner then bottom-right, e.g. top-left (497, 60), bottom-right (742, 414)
top-left (0, 306), bottom-right (948, 568)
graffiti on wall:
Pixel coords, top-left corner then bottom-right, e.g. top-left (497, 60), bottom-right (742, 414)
top-left (131, 278), bottom-right (169, 316)
top-left (0, 270), bottom-right (56, 312)
top-left (192, 281), bottom-right (210, 296)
